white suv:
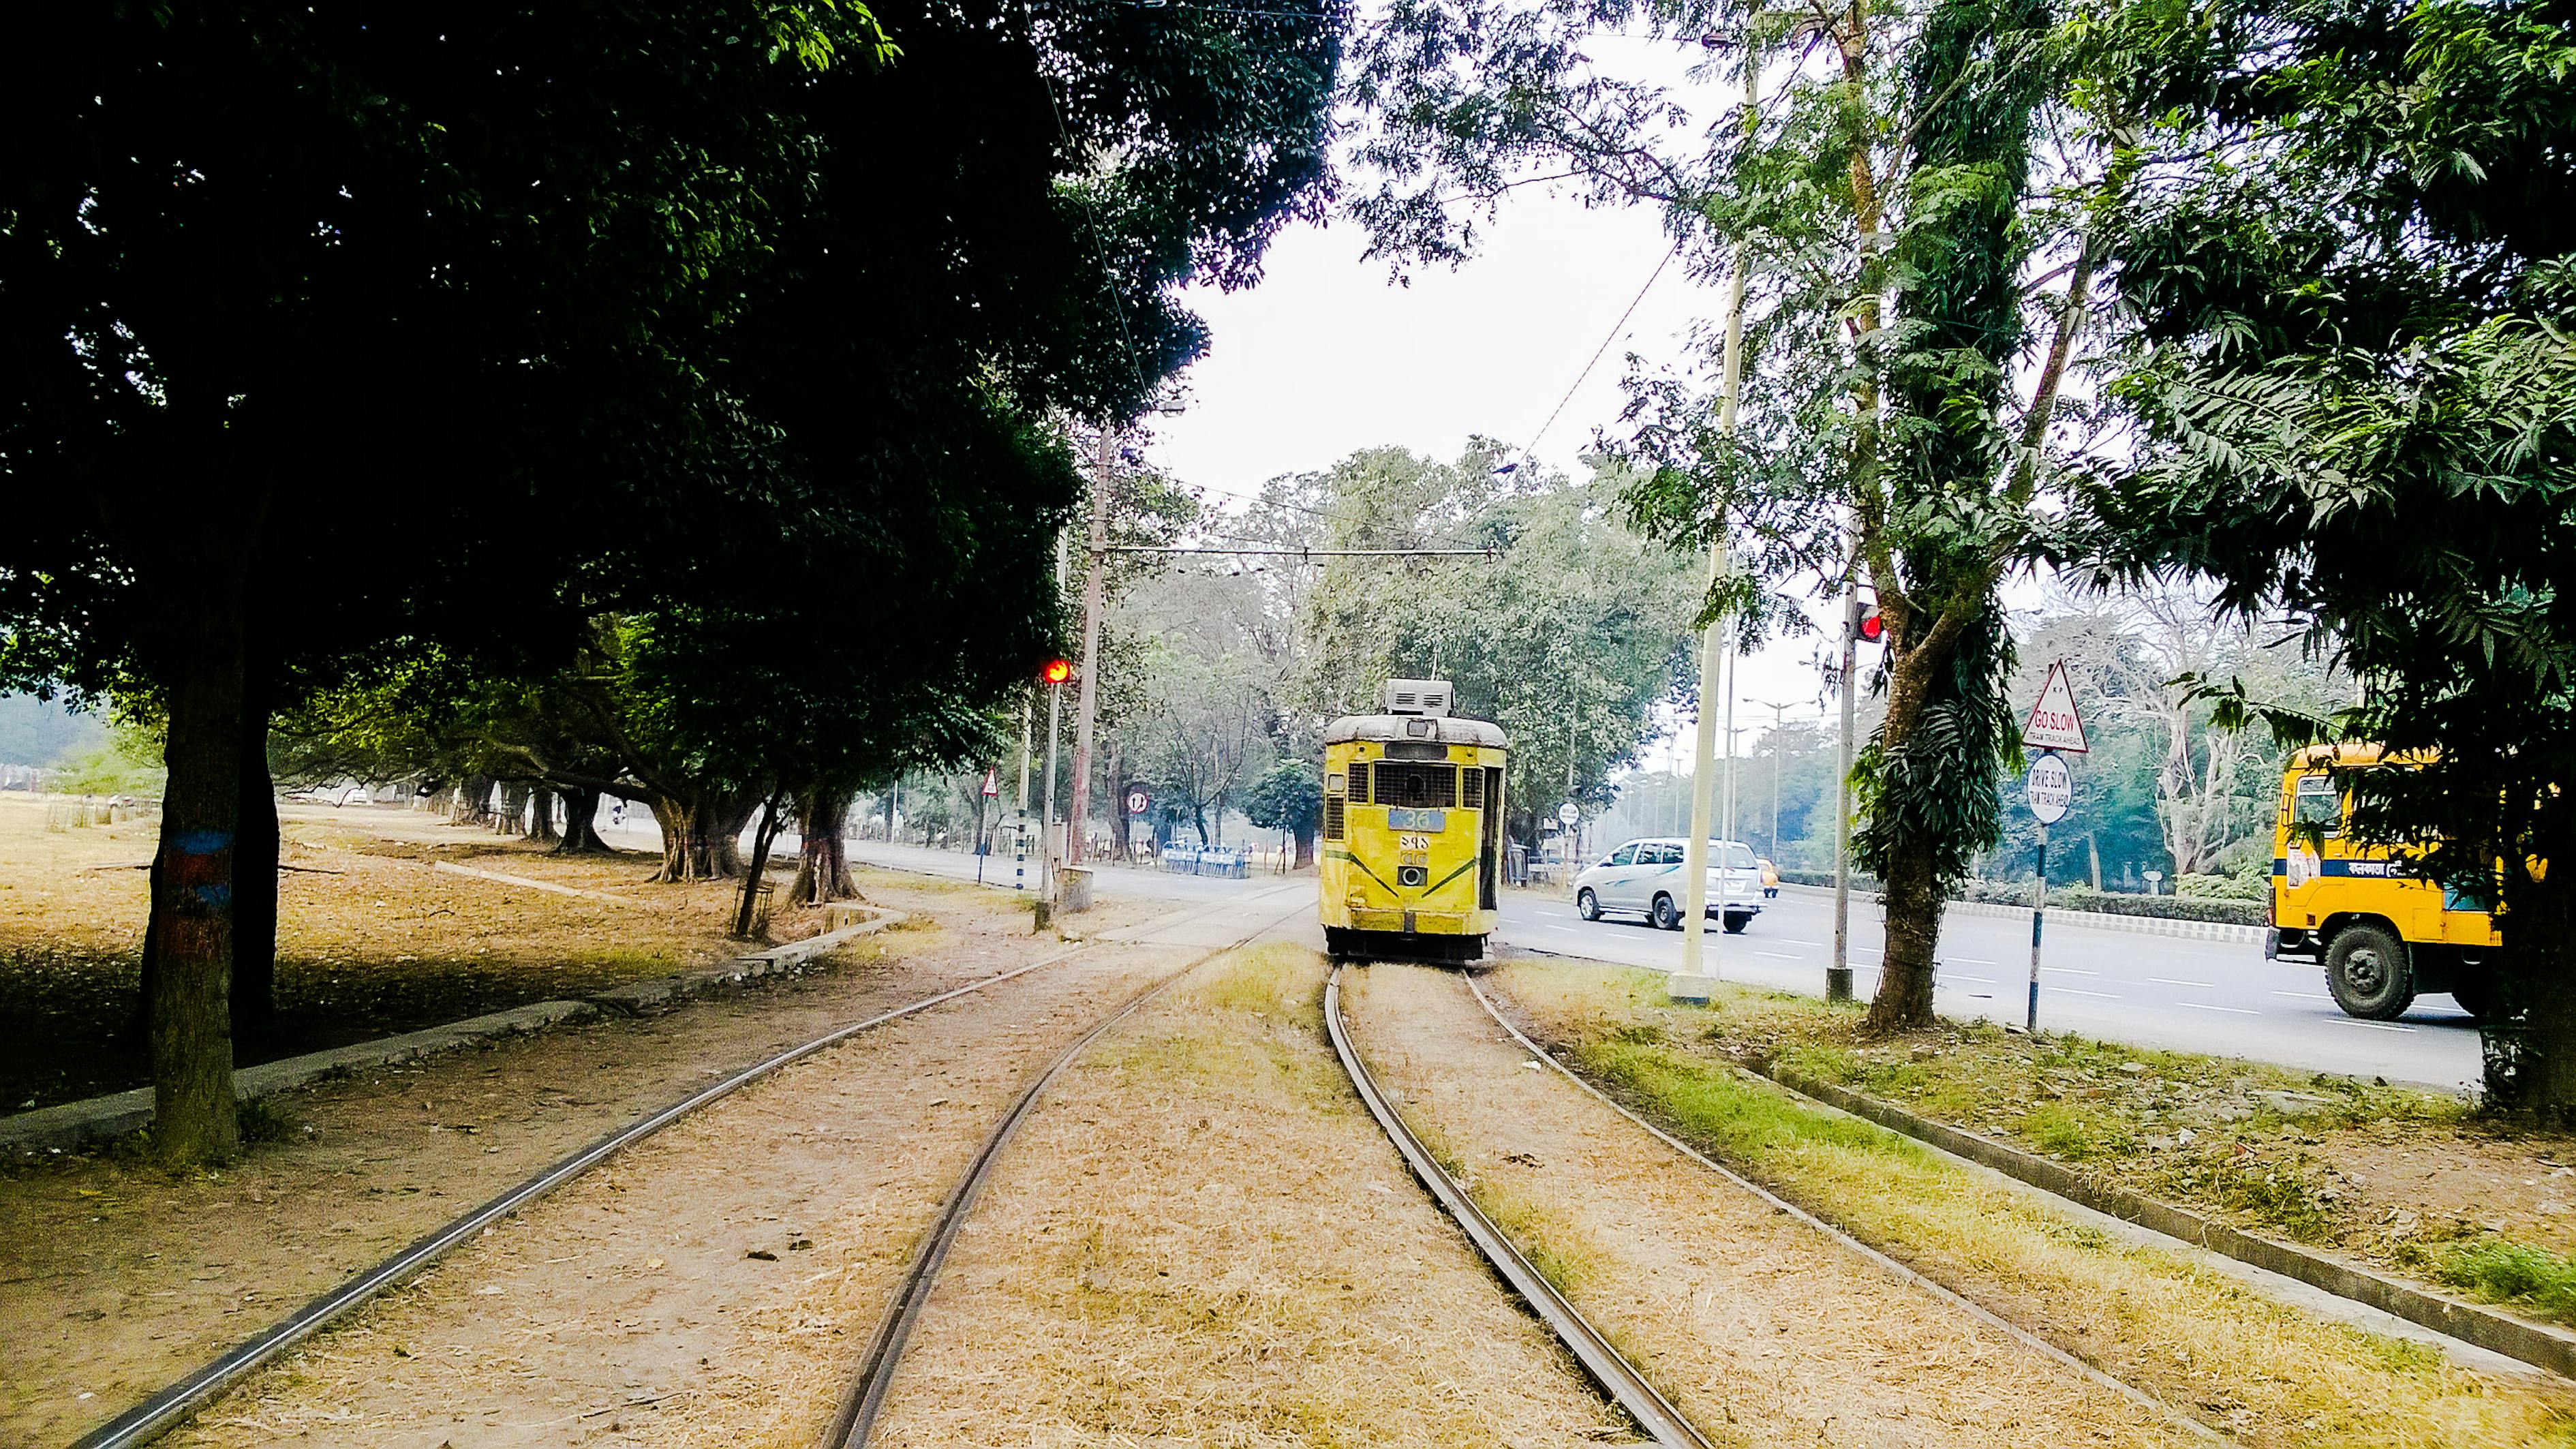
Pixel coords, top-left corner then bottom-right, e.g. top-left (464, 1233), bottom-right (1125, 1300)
top-left (1574, 838), bottom-right (1766, 933)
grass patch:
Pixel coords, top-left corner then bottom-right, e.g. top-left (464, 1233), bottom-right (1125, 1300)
top-left (1496, 961), bottom-right (2576, 1447)
top-left (2437, 1240), bottom-right (2576, 1323)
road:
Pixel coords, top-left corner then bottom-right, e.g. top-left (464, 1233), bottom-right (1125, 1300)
top-left (849, 841), bottom-right (2483, 1090)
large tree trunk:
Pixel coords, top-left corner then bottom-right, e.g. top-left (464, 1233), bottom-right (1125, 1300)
top-left (147, 605), bottom-right (249, 1165)
top-left (2487, 883), bottom-right (2576, 1123)
top-left (1293, 823), bottom-right (1317, 870)
top-left (1866, 831), bottom-right (1944, 1033)
top-left (791, 789), bottom-right (859, 904)
top-left (497, 782), bottom-right (530, 836)
top-left (231, 712), bottom-right (279, 1043)
top-left (649, 790), bottom-right (752, 880)
top-left (555, 788), bottom-right (609, 853)
top-left (527, 787), bottom-right (560, 844)
top-left (457, 774), bottom-right (495, 827)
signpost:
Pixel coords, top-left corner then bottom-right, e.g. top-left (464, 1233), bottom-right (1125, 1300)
top-left (1557, 802), bottom-right (1580, 879)
top-left (2020, 664), bottom-right (2087, 1032)
top-left (975, 769), bottom-right (1000, 884)
top-left (1126, 784), bottom-right (1150, 864)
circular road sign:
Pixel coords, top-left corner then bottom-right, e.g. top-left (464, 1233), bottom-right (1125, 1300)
top-left (1557, 802), bottom-right (1580, 825)
top-left (2026, 751), bottom-right (2072, 825)
top-left (1126, 787), bottom-right (1151, 816)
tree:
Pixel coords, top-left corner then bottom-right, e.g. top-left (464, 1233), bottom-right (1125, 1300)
top-left (1351, 0), bottom-right (2150, 1031)
top-left (4, 0), bottom-right (1348, 1161)
top-left (2076, 0), bottom-right (2576, 1115)
top-left (1242, 759), bottom-right (1325, 867)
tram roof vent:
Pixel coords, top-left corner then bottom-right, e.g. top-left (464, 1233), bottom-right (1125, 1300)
top-left (1383, 678), bottom-right (1454, 718)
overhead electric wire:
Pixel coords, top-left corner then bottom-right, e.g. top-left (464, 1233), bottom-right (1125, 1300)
top-left (1509, 240), bottom-right (1683, 479)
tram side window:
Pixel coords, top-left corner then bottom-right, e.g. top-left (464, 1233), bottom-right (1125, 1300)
top-left (1348, 761), bottom-right (1372, 804)
top-left (1324, 793), bottom-right (1345, 840)
top-left (1462, 767), bottom-right (1484, 810)
top-left (2292, 774), bottom-right (2343, 836)
top-left (1374, 763), bottom-right (1458, 809)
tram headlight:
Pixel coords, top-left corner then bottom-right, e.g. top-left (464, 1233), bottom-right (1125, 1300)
top-left (1397, 865), bottom-right (1428, 888)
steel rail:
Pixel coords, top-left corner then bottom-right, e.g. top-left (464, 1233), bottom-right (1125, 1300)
top-left (1463, 974), bottom-right (2225, 1444)
top-left (73, 936), bottom-right (1096, 1449)
top-left (1323, 966), bottom-right (1715, 1449)
top-left (825, 896), bottom-right (1313, 1447)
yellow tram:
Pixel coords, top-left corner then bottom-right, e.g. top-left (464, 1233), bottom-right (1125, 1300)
top-left (1320, 679), bottom-right (1508, 963)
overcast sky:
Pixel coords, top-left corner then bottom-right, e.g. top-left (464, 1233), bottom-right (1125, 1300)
top-left (1139, 177), bottom-right (1850, 759)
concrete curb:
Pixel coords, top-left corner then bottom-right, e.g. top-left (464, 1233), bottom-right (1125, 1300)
top-left (0, 906), bottom-right (905, 1156)
top-left (1777, 881), bottom-right (2266, 945)
top-left (1749, 1060), bottom-right (2576, 1382)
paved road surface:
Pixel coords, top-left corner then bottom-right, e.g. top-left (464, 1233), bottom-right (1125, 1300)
top-left (1501, 885), bottom-right (2482, 1089)
top-left (846, 841), bottom-right (2481, 1090)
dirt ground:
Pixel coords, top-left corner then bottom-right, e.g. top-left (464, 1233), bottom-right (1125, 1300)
top-left (2, 876), bottom-right (1166, 1448)
top-left (1487, 960), bottom-right (2576, 1448)
top-left (868, 942), bottom-right (1634, 1448)
top-left (0, 795), bottom-right (827, 1110)
top-left (1342, 962), bottom-right (2200, 1449)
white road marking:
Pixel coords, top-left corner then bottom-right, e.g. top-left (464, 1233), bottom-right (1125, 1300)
top-left (2042, 966), bottom-right (2099, 977)
top-left (2051, 987), bottom-right (2123, 999)
top-left (2150, 978), bottom-right (2219, 989)
top-left (1946, 956), bottom-right (1998, 965)
top-left (2332, 1018), bottom-right (2418, 1033)
top-left (1943, 973), bottom-right (1996, 983)
top-left (1770, 939), bottom-right (1826, 947)
top-left (1754, 950), bottom-right (1805, 960)
top-left (1542, 925), bottom-right (1578, 933)
top-left (2271, 990), bottom-right (2335, 1001)
top-left (2177, 1001), bottom-right (2260, 1016)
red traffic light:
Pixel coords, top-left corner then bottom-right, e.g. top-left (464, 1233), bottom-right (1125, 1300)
top-left (1857, 611), bottom-right (1884, 643)
top-left (1041, 658), bottom-right (1074, 685)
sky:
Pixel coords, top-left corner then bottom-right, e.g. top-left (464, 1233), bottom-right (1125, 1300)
top-left (1139, 180), bottom-right (1850, 757)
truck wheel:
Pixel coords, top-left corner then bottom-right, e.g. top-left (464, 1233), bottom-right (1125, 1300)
top-left (2327, 924), bottom-right (2415, 1020)
top-left (1651, 894), bottom-right (1681, 931)
top-left (2451, 970), bottom-right (2500, 1021)
top-left (1722, 911), bottom-right (1752, 934)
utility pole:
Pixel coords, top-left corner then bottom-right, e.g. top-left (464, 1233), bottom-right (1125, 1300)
top-left (1747, 698), bottom-right (1789, 858)
top-left (1672, 53), bottom-right (1755, 1004)
top-left (1068, 421), bottom-right (1113, 866)
top-left (1042, 530), bottom-right (1068, 902)
top-left (1830, 581), bottom-right (1859, 1003)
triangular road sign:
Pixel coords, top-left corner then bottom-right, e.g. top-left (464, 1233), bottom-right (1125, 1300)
top-left (2022, 660), bottom-right (2089, 754)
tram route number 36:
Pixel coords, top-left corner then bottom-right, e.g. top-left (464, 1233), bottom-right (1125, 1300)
top-left (1398, 832), bottom-right (1430, 867)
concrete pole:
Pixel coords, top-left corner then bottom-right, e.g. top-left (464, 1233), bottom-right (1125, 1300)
top-left (1671, 128), bottom-right (1752, 1001)
top-left (1068, 423), bottom-right (1113, 866)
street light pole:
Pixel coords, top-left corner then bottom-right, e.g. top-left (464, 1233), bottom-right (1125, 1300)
top-left (1745, 698), bottom-right (1790, 859)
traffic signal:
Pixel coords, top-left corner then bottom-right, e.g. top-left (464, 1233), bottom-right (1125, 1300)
top-left (1040, 658), bottom-right (1075, 685)
top-left (1846, 596), bottom-right (1885, 644)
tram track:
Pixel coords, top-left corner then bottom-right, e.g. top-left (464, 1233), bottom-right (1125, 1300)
top-left (822, 889), bottom-right (1313, 1448)
top-left (74, 888), bottom-right (1294, 1449)
top-left (1459, 972), bottom-right (2225, 1444)
top-left (1325, 962), bottom-right (1715, 1449)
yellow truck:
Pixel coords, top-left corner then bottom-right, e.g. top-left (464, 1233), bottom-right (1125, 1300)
top-left (2269, 744), bottom-right (2502, 1020)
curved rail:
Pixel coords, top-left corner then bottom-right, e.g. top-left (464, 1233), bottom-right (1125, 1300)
top-left (1323, 965), bottom-right (1714, 1449)
top-left (1462, 974), bottom-right (2223, 1443)
top-left (825, 895), bottom-right (1313, 1447)
top-left (75, 934), bottom-right (1092, 1449)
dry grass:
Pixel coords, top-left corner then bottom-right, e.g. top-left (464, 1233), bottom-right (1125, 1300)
top-left (1492, 960), bottom-right (2576, 1448)
top-left (0, 795), bottom-right (855, 1110)
top-left (868, 942), bottom-right (1636, 1448)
